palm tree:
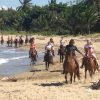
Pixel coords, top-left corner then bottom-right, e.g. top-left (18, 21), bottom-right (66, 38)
top-left (17, 0), bottom-right (32, 11)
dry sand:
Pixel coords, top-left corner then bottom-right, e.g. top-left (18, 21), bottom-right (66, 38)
top-left (0, 34), bottom-right (100, 100)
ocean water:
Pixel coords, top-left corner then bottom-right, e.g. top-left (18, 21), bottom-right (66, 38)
top-left (0, 44), bottom-right (43, 76)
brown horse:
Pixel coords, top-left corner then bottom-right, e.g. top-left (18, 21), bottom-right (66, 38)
top-left (63, 50), bottom-right (80, 84)
top-left (82, 56), bottom-right (97, 80)
top-left (59, 45), bottom-right (65, 63)
top-left (1, 36), bottom-right (4, 45)
top-left (45, 50), bottom-right (53, 70)
top-left (30, 49), bottom-right (38, 65)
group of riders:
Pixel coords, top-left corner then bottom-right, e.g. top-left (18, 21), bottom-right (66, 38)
top-left (29, 36), bottom-right (100, 73)
top-left (0, 35), bottom-right (30, 47)
top-left (1, 34), bottom-right (99, 72)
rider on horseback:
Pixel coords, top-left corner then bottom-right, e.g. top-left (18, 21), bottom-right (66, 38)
top-left (43, 38), bottom-right (54, 62)
top-left (58, 36), bottom-right (65, 55)
top-left (49, 38), bottom-right (55, 56)
top-left (81, 40), bottom-right (99, 70)
top-left (29, 37), bottom-right (37, 58)
top-left (63, 39), bottom-right (84, 74)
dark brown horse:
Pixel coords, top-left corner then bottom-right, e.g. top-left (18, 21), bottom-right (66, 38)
top-left (14, 38), bottom-right (18, 48)
top-left (59, 45), bottom-right (65, 63)
top-left (19, 37), bottom-right (23, 47)
top-left (82, 56), bottom-right (97, 80)
top-left (1, 36), bottom-right (4, 45)
top-left (30, 49), bottom-right (38, 65)
top-left (45, 50), bottom-right (53, 70)
top-left (7, 37), bottom-right (10, 47)
top-left (63, 50), bottom-right (80, 84)
top-left (25, 36), bottom-right (29, 45)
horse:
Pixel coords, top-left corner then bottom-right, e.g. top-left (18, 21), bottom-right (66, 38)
top-left (25, 35), bottom-right (29, 45)
top-left (82, 56), bottom-right (97, 80)
top-left (63, 50), bottom-right (80, 84)
top-left (7, 39), bottom-right (10, 47)
top-left (30, 49), bottom-right (38, 65)
top-left (25, 38), bottom-right (28, 45)
top-left (14, 39), bottom-right (18, 48)
top-left (19, 38), bottom-right (23, 47)
top-left (59, 45), bottom-right (65, 63)
top-left (1, 36), bottom-right (4, 45)
top-left (10, 38), bottom-right (13, 47)
top-left (45, 50), bottom-right (53, 70)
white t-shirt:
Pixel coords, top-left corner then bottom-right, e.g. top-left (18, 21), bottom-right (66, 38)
top-left (60, 39), bottom-right (65, 46)
top-left (46, 45), bottom-right (52, 50)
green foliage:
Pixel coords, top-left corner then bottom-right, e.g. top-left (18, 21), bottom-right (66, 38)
top-left (0, 0), bottom-right (99, 35)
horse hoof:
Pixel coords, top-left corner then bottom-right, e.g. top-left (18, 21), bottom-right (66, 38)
top-left (65, 81), bottom-right (68, 84)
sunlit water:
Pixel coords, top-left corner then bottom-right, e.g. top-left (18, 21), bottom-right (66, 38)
top-left (0, 44), bottom-right (43, 76)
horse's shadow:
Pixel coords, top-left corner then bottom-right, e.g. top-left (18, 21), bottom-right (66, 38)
top-left (50, 70), bottom-right (62, 73)
top-left (30, 69), bottom-right (42, 72)
top-left (34, 82), bottom-right (64, 87)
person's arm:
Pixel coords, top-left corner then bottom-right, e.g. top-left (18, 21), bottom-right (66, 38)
top-left (75, 46), bottom-right (84, 56)
top-left (77, 50), bottom-right (84, 56)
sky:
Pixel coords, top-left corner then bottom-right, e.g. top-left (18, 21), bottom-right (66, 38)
top-left (0, 0), bottom-right (73, 8)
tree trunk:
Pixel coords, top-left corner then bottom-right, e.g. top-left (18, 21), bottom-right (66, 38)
top-left (87, 24), bottom-right (91, 34)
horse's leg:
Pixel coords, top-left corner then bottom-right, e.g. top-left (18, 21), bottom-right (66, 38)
top-left (65, 73), bottom-right (68, 84)
top-left (47, 62), bottom-right (49, 70)
top-left (74, 72), bottom-right (76, 82)
top-left (61, 55), bottom-right (63, 62)
top-left (89, 70), bottom-right (93, 81)
top-left (45, 62), bottom-right (47, 70)
top-left (60, 54), bottom-right (61, 63)
top-left (62, 55), bottom-right (64, 62)
top-left (85, 68), bottom-right (87, 79)
top-left (60, 54), bottom-right (62, 63)
top-left (70, 73), bottom-right (73, 84)
top-left (84, 69), bottom-right (87, 83)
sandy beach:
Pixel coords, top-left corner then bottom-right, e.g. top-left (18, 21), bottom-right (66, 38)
top-left (0, 34), bottom-right (100, 100)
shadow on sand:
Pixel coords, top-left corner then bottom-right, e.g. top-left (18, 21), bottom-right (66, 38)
top-left (34, 82), bottom-right (64, 87)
